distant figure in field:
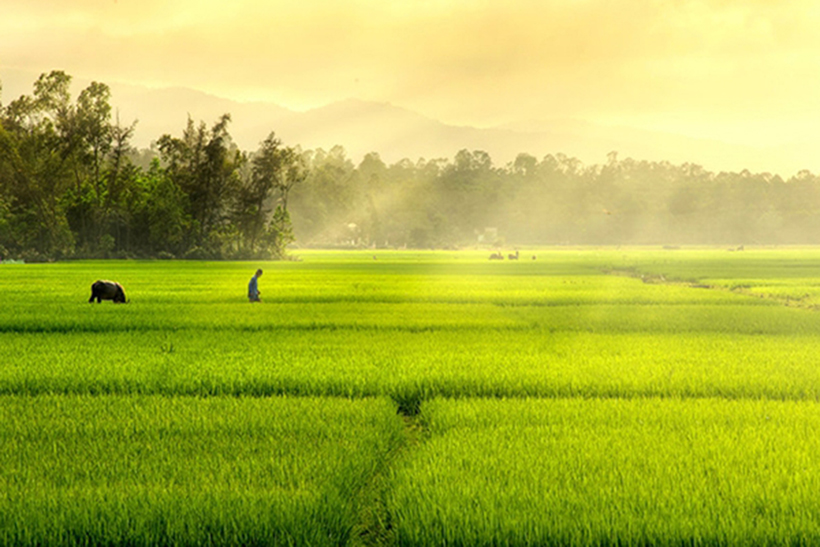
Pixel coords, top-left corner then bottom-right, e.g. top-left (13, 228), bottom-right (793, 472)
top-left (508, 250), bottom-right (519, 260)
top-left (89, 280), bottom-right (127, 303)
top-left (489, 251), bottom-right (504, 260)
top-left (248, 269), bottom-right (263, 302)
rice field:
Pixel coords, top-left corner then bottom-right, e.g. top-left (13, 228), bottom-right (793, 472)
top-left (390, 397), bottom-right (820, 546)
top-left (2, 248), bottom-right (820, 545)
top-left (0, 396), bottom-right (405, 547)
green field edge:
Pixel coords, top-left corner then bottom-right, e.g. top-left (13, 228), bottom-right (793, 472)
top-left (606, 266), bottom-right (820, 311)
top-left (0, 324), bottom-right (549, 335)
top-left (4, 389), bottom-right (819, 417)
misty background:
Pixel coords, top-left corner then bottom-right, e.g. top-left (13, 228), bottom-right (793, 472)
top-left (1, 67), bottom-right (815, 177)
top-left (2, 71), bottom-right (820, 261)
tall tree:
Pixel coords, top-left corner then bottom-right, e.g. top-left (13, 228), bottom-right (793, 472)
top-left (0, 71), bottom-right (77, 258)
top-left (102, 117), bottom-right (139, 254)
top-left (235, 132), bottom-right (306, 258)
top-left (65, 81), bottom-right (118, 253)
top-left (157, 114), bottom-right (241, 256)
top-left (233, 133), bottom-right (284, 255)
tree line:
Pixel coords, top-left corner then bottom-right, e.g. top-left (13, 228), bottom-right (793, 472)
top-left (0, 71), bottom-right (303, 261)
top-left (300, 149), bottom-right (820, 249)
top-left (3, 71), bottom-right (820, 261)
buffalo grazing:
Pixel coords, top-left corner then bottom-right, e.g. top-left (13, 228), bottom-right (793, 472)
top-left (89, 280), bottom-right (127, 303)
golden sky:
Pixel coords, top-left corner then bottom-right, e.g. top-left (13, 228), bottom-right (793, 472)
top-left (3, 0), bottom-right (820, 149)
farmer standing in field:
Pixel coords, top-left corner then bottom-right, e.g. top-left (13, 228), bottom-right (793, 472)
top-left (248, 269), bottom-right (263, 302)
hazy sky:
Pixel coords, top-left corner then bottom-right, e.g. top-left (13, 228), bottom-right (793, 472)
top-left (3, 0), bottom-right (820, 148)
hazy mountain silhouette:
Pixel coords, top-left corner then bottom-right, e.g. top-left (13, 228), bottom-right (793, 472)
top-left (0, 67), bottom-right (811, 175)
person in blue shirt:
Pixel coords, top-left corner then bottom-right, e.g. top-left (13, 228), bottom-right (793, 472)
top-left (248, 269), bottom-right (263, 302)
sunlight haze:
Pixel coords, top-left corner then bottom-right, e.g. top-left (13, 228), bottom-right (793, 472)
top-left (3, 0), bottom-right (820, 174)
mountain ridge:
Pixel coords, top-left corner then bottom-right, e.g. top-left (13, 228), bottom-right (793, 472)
top-left (0, 67), bottom-right (812, 176)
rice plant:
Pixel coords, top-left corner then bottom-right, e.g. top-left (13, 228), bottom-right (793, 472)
top-left (4, 249), bottom-right (820, 545)
top-left (0, 395), bottom-right (406, 547)
top-left (390, 397), bottom-right (820, 546)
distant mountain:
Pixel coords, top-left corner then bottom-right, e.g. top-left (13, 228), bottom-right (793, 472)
top-left (273, 98), bottom-right (551, 163)
top-left (495, 119), bottom-right (775, 174)
top-left (108, 83), bottom-right (294, 150)
top-left (1, 67), bottom-right (814, 175)
top-left (260, 100), bottom-right (779, 174)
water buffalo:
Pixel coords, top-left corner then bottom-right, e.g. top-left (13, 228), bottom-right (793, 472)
top-left (89, 280), bottom-right (127, 303)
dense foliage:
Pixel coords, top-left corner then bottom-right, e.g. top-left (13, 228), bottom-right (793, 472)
top-left (4, 71), bottom-right (820, 260)
top-left (0, 71), bottom-right (303, 261)
top-left (292, 148), bottom-right (820, 249)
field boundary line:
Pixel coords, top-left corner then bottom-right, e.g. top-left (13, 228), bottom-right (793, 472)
top-left (3, 389), bottom-right (819, 404)
top-left (604, 268), bottom-right (820, 311)
top-left (350, 414), bottom-right (424, 547)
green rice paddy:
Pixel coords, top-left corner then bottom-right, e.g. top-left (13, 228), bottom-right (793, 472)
top-left (391, 397), bottom-right (820, 546)
top-left (0, 396), bottom-right (404, 546)
top-left (2, 248), bottom-right (820, 545)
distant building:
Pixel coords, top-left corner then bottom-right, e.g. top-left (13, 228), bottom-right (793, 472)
top-left (477, 227), bottom-right (498, 243)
